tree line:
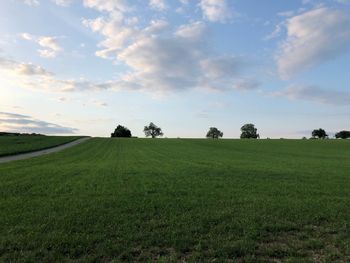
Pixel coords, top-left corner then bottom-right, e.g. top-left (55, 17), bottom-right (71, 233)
top-left (111, 123), bottom-right (163, 138)
top-left (310, 129), bottom-right (350, 139)
top-left (111, 123), bottom-right (349, 139)
top-left (0, 132), bottom-right (44, 136)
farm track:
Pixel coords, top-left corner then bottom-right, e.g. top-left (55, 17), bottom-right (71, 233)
top-left (0, 137), bottom-right (90, 164)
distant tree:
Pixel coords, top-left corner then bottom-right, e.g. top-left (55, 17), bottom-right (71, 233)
top-left (111, 125), bottom-right (131, 138)
top-left (0, 132), bottom-right (44, 136)
top-left (240, 124), bottom-right (259, 139)
top-left (335, 130), bottom-right (350, 139)
top-left (302, 137), bottom-right (307, 140)
top-left (206, 127), bottom-right (223, 139)
top-left (144, 122), bottom-right (163, 138)
top-left (312, 128), bottom-right (328, 139)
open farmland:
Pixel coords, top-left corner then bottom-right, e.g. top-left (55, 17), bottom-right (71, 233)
top-left (0, 138), bottom-right (350, 262)
top-left (0, 136), bottom-right (82, 157)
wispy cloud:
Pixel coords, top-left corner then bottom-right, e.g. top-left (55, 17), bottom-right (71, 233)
top-left (23, 0), bottom-right (72, 6)
top-left (53, 0), bottom-right (71, 6)
top-left (149, 0), bottom-right (167, 11)
top-left (23, 0), bottom-right (39, 6)
top-left (199, 0), bottom-right (234, 23)
top-left (21, 33), bottom-right (63, 58)
top-left (0, 55), bottom-right (109, 92)
top-left (272, 84), bottom-right (350, 106)
top-left (0, 55), bottom-right (53, 76)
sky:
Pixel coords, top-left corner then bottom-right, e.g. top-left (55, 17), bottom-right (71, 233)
top-left (0, 0), bottom-right (349, 138)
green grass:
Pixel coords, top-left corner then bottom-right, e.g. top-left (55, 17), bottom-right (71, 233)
top-left (0, 138), bottom-right (349, 262)
top-left (0, 136), bottom-right (82, 157)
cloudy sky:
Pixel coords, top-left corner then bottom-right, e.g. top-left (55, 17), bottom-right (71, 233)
top-left (0, 0), bottom-right (349, 138)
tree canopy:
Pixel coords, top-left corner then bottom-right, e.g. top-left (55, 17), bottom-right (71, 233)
top-left (144, 122), bottom-right (163, 138)
top-left (335, 130), bottom-right (350, 139)
top-left (312, 128), bottom-right (328, 139)
top-left (240, 124), bottom-right (259, 139)
top-left (206, 127), bottom-right (223, 139)
top-left (111, 125), bottom-right (131, 138)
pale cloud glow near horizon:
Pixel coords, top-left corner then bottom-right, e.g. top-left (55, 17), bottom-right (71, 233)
top-left (0, 0), bottom-right (349, 138)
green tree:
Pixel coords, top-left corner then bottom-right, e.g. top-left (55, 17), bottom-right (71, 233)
top-left (312, 128), bottom-right (328, 139)
top-left (240, 124), bottom-right (259, 139)
top-left (335, 130), bottom-right (350, 139)
top-left (206, 127), bottom-right (223, 139)
top-left (144, 122), bottom-right (163, 138)
top-left (111, 125), bottom-right (132, 138)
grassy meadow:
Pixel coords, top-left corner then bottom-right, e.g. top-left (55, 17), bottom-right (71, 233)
top-left (0, 138), bottom-right (349, 262)
top-left (0, 136), bottom-right (82, 157)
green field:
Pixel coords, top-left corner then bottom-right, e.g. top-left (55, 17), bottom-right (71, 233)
top-left (0, 136), bottom-right (82, 157)
top-left (1, 138), bottom-right (349, 262)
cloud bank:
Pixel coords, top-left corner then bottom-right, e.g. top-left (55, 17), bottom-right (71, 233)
top-left (0, 112), bottom-right (78, 134)
top-left (81, 3), bottom-right (258, 94)
top-left (16, 0), bottom-right (257, 95)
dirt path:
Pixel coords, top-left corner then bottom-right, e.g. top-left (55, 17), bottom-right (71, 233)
top-left (0, 137), bottom-right (91, 164)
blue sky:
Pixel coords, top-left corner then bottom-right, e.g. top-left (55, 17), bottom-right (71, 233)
top-left (0, 0), bottom-right (349, 138)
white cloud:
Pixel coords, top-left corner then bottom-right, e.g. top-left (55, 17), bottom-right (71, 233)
top-left (176, 0), bottom-right (189, 14)
top-left (82, 12), bottom-right (135, 59)
top-left (264, 22), bottom-right (284, 40)
top-left (83, 0), bottom-right (129, 13)
top-left (21, 34), bottom-right (63, 58)
top-left (16, 63), bottom-right (53, 76)
top-left (0, 55), bottom-right (111, 93)
top-left (23, 0), bottom-right (39, 6)
top-left (149, 0), bottom-right (167, 11)
top-left (21, 33), bottom-right (33, 40)
top-left (52, 0), bottom-right (71, 6)
top-left (23, 0), bottom-right (72, 6)
top-left (199, 0), bottom-right (233, 23)
top-left (116, 36), bottom-right (201, 92)
top-left (0, 56), bottom-right (17, 68)
top-left (273, 84), bottom-right (350, 106)
top-left (0, 55), bottom-right (53, 76)
top-left (199, 56), bottom-right (259, 92)
top-left (113, 21), bottom-right (258, 94)
top-left (126, 17), bottom-right (139, 26)
top-left (175, 21), bottom-right (207, 41)
top-left (277, 7), bottom-right (350, 79)
top-left (37, 36), bottom-right (63, 58)
top-left (144, 20), bottom-right (169, 34)
top-left (118, 22), bottom-right (205, 75)
top-left (82, 15), bottom-right (166, 59)
top-left (200, 56), bottom-right (246, 79)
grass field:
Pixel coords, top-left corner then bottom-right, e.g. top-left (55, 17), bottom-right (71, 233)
top-left (0, 138), bottom-right (349, 262)
top-left (0, 136), bottom-right (82, 157)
